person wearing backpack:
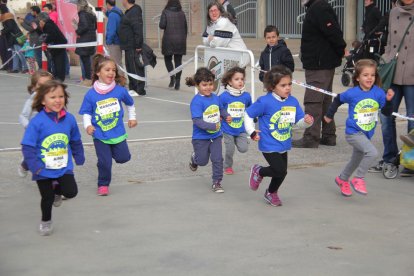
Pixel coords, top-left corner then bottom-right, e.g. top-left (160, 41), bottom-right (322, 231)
top-left (105, 0), bottom-right (123, 70)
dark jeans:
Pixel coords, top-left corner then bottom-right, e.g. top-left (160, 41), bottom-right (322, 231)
top-left (303, 69), bottom-right (336, 143)
top-left (51, 50), bottom-right (66, 82)
top-left (125, 49), bottom-right (146, 94)
top-left (259, 152), bottom-right (288, 193)
top-left (164, 54), bottom-right (182, 79)
top-left (192, 136), bottom-right (223, 183)
top-left (93, 139), bottom-right (131, 186)
top-left (79, 55), bottom-right (92, 80)
top-left (36, 174), bottom-right (78, 221)
top-left (35, 48), bottom-right (42, 69)
top-left (380, 84), bottom-right (414, 162)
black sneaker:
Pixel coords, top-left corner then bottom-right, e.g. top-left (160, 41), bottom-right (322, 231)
top-left (189, 152), bottom-right (198, 171)
top-left (400, 168), bottom-right (414, 177)
top-left (368, 160), bottom-right (383, 173)
top-left (212, 182), bottom-right (224, 193)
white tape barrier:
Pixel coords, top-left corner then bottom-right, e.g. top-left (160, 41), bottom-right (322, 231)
top-left (47, 41), bottom-right (98, 49)
top-left (0, 50), bottom-right (17, 70)
top-left (392, 112), bottom-right (414, 121)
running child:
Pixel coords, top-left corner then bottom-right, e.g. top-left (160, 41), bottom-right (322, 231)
top-left (18, 70), bottom-right (53, 177)
top-left (188, 67), bottom-right (229, 193)
top-left (21, 80), bottom-right (85, 235)
top-left (219, 66), bottom-right (252, 175)
top-left (245, 65), bottom-right (314, 206)
top-left (324, 59), bottom-right (394, 196)
top-left (79, 54), bottom-right (137, 196)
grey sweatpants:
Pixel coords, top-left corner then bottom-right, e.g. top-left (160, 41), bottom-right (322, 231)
top-left (340, 132), bottom-right (378, 180)
top-left (223, 132), bottom-right (249, 169)
top-left (192, 136), bottom-right (223, 183)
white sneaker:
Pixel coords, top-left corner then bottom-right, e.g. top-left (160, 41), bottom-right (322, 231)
top-left (17, 165), bottom-right (28, 178)
top-left (53, 195), bottom-right (62, 207)
top-left (39, 220), bottom-right (53, 236)
top-left (128, 90), bottom-right (138, 97)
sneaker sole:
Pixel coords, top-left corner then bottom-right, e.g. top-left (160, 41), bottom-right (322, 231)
top-left (213, 189), bottom-right (224, 193)
top-left (367, 169), bottom-right (382, 173)
top-left (350, 182), bottom-right (367, 195)
top-left (334, 178), bottom-right (352, 197)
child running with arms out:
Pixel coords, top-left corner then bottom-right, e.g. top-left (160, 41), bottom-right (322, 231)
top-left (245, 65), bottom-right (314, 206)
top-left (219, 66), bottom-right (252, 175)
top-left (79, 54), bottom-right (137, 196)
top-left (18, 70), bottom-right (53, 177)
top-left (324, 59), bottom-right (394, 196)
top-left (21, 80), bottom-right (85, 235)
top-left (188, 67), bottom-right (229, 193)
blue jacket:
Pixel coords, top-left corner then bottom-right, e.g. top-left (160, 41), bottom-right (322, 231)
top-left (106, 6), bottom-right (122, 45)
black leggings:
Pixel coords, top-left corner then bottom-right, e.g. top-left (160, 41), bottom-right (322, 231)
top-left (36, 174), bottom-right (78, 221)
top-left (164, 54), bottom-right (182, 79)
top-left (260, 152), bottom-right (288, 193)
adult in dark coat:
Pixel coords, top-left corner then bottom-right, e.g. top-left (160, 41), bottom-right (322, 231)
top-left (159, 0), bottom-right (187, 90)
top-left (0, 3), bottom-right (12, 70)
top-left (362, 0), bottom-right (382, 40)
top-left (36, 12), bottom-right (67, 81)
top-left (74, 0), bottom-right (97, 85)
top-left (119, 0), bottom-right (146, 96)
top-left (292, 0), bottom-right (346, 148)
top-left (19, 6), bottom-right (42, 68)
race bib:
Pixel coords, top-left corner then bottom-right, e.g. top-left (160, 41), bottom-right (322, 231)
top-left (227, 102), bottom-right (245, 118)
top-left (45, 149), bottom-right (68, 170)
top-left (357, 109), bottom-right (378, 125)
top-left (279, 106), bottom-right (296, 123)
top-left (96, 98), bottom-right (120, 116)
top-left (203, 105), bottom-right (220, 124)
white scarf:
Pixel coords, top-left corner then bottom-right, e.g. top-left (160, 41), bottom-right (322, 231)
top-left (226, 85), bottom-right (245, 96)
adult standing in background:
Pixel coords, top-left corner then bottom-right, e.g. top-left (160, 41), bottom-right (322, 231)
top-left (217, 0), bottom-right (237, 24)
top-left (203, 2), bottom-right (246, 50)
top-left (43, 4), bottom-right (58, 25)
top-left (73, 0), bottom-right (97, 86)
top-left (119, 0), bottom-right (146, 96)
top-left (18, 6), bottom-right (42, 69)
top-left (0, 2), bottom-right (12, 71)
top-left (292, 0), bottom-right (346, 148)
top-left (105, 0), bottom-right (123, 69)
top-left (159, 0), bottom-right (187, 91)
top-left (362, 0), bottom-right (382, 40)
top-left (370, 0), bottom-right (414, 176)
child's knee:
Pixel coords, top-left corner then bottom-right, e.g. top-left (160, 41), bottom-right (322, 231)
top-left (63, 189), bottom-right (77, 199)
top-left (115, 153), bottom-right (131, 164)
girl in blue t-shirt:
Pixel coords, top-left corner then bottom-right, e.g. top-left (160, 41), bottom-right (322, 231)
top-left (188, 67), bottom-right (230, 193)
top-left (245, 65), bottom-right (314, 206)
top-left (21, 80), bottom-right (85, 236)
top-left (79, 54), bottom-right (137, 196)
top-left (219, 67), bottom-right (252, 175)
top-left (324, 59), bottom-right (394, 197)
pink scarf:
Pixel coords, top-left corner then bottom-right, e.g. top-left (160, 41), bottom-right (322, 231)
top-left (93, 80), bottom-right (116, 95)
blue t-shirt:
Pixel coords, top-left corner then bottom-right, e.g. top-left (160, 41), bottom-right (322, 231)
top-left (79, 85), bottom-right (134, 141)
top-left (190, 93), bottom-right (222, 140)
top-left (21, 110), bottom-right (81, 179)
top-left (219, 91), bottom-right (252, 136)
top-left (246, 93), bottom-right (304, 152)
top-left (340, 85), bottom-right (386, 139)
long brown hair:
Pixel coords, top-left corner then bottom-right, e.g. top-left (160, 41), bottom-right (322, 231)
top-left (91, 54), bottom-right (121, 84)
top-left (27, 70), bottom-right (53, 94)
top-left (32, 80), bottom-right (69, 112)
top-left (221, 66), bottom-right (245, 88)
top-left (352, 59), bottom-right (382, 88)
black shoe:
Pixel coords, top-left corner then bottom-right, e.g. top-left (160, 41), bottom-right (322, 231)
top-left (137, 90), bottom-right (146, 96)
top-left (189, 153), bottom-right (198, 171)
top-left (174, 77), bottom-right (180, 90)
top-left (292, 138), bottom-right (319, 148)
top-left (400, 168), bottom-right (414, 177)
top-left (368, 160), bottom-right (383, 173)
top-left (168, 77), bottom-right (175, 88)
top-left (320, 137), bottom-right (336, 146)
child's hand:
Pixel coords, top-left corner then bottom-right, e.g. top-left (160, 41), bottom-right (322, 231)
top-left (324, 116), bottom-right (332, 124)
top-left (386, 89), bottom-right (395, 101)
top-left (304, 114), bottom-right (314, 125)
top-left (251, 130), bottom-right (260, 141)
top-left (86, 125), bottom-right (95, 135)
top-left (128, 120), bottom-right (137, 128)
top-left (216, 122), bottom-right (220, 130)
top-left (226, 116), bottom-right (232, 123)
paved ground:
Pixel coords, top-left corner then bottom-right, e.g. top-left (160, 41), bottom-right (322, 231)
top-left (1, 48), bottom-right (413, 275)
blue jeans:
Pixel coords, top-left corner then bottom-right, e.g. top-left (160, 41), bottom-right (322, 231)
top-left (380, 84), bottom-right (414, 162)
top-left (12, 44), bottom-right (28, 71)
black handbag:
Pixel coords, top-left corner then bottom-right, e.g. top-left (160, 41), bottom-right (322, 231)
top-left (378, 17), bottom-right (414, 91)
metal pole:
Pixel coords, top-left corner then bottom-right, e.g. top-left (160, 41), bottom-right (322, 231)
top-left (41, 43), bottom-right (48, 70)
top-left (96, 0), bottom-right (104, 54)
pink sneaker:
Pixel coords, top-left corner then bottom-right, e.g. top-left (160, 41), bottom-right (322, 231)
top-left (264, 189), bottom-right (282, 206)
top-left (335, 176), bottom-right (352, 197)
top-left (350, 177), bottom-right (367, 195)
top-left (97, 186), bottom-right (109, 196)
top-left (249, 164), bottom-right (263, 191)
top-left (224, 167), bottom-right (234, 175)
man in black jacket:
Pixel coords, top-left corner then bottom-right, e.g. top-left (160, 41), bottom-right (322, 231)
top-left (119, 0), bottom-right (145, 96)
top-left (36, 12), bottom-right (67, 82)
top-left (362, 0), bottom-right (382, 40)
top-left (293, 0), bottom-right (346, 148)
